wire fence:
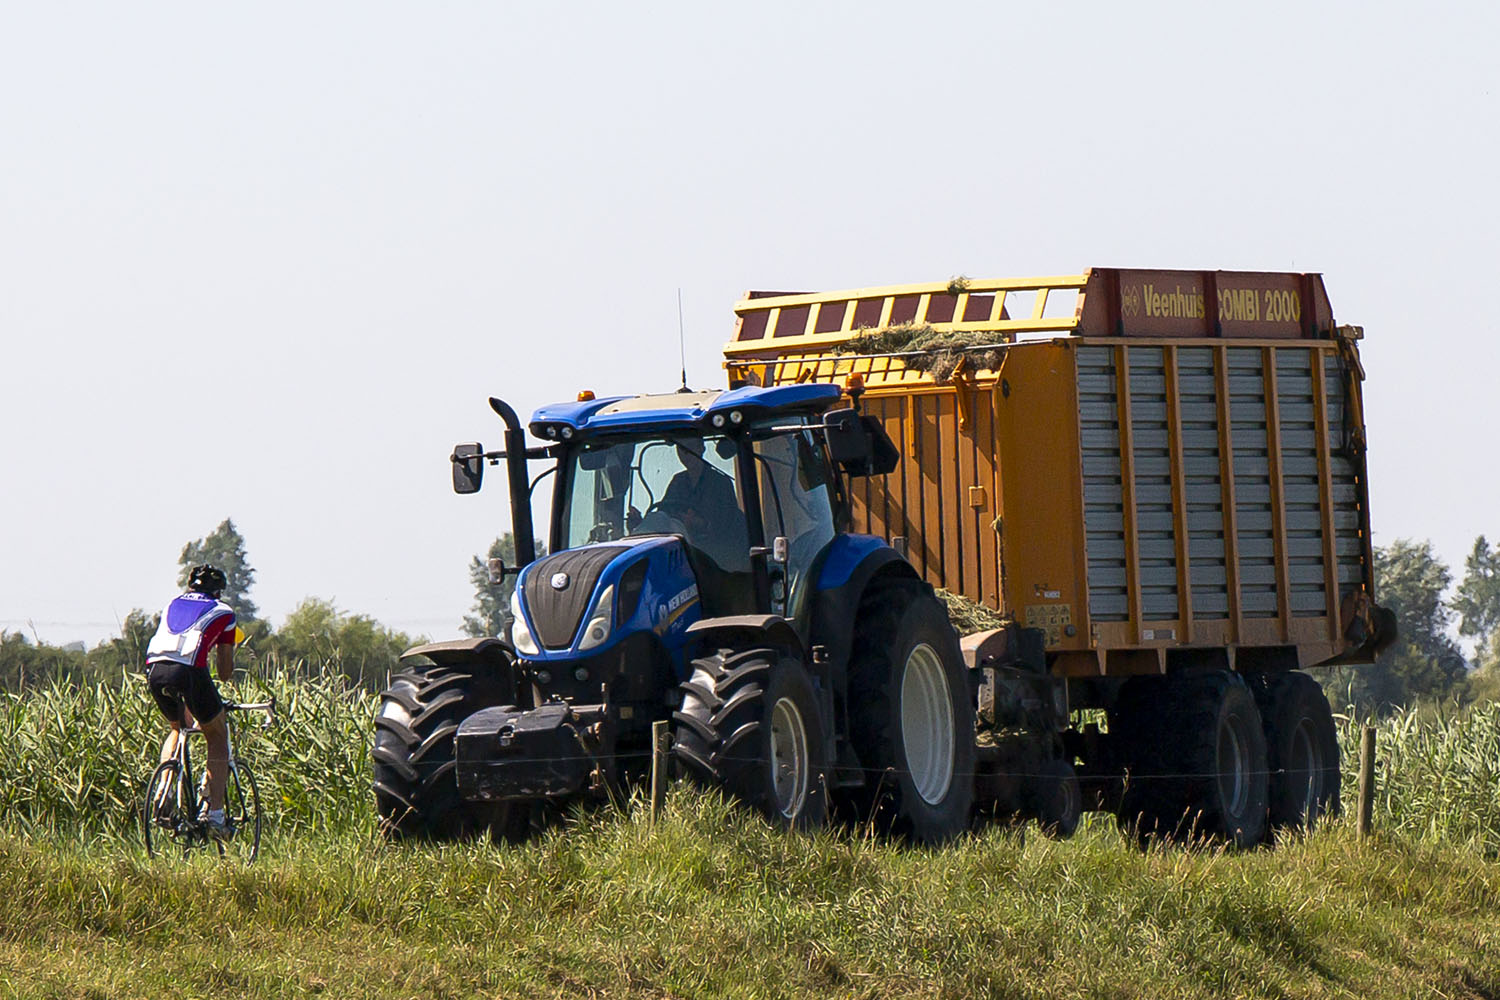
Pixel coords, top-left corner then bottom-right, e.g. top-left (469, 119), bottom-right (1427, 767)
top-left (2, 663), bottom-right (1497, 851)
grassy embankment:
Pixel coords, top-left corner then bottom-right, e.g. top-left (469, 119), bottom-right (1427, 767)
top-left (1, 664), bottom-right (1498, 998)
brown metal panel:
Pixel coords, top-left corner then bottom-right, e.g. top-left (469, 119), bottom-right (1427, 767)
top-left (1076, 269), bottom-right (1335, 339)
top-left (1164, 347), bottom-right (1195, 642)
top-left (1263, 347), bottom-right (1292, 642)
top-left (1115, 344), bottom-right (1144, 642)
top-left (937, 392), bottom-right (964, 597)
top-left (975, 387), bottom-right (1001, 610)
top-left (919, 391), bottom-right (945, 589)
top-left (1312, 348), bottom-right (1342, 641)
top-left (901, 394), bottom-right (925, 577)
top-left (1215, 345), bottom-right (1243, 642)
top-left (957, 386), bottom-right (982, 602)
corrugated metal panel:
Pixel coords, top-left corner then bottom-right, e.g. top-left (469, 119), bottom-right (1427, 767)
top-left (1228, 348), bottom-right (1278, 617)
top-left (1128, 348), bottom-right (1179, 619)
top-left (1077, 346), bottom-right (1128, 621)
top-left (1324, 354), bottom-right (1366, 589)
top-left (1277, 350), bottom-right (1328, 615)
top-left (1178, 347), bottom-right (1228, 618)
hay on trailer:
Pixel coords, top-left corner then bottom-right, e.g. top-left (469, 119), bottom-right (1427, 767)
top-left (834, 323), bottom-right (1006, 383)
top-left (937, 589), bottom-right (1008, 636)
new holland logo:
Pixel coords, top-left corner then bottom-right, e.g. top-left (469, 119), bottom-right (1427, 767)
top-left (550, 572), bottom-right (570, 591)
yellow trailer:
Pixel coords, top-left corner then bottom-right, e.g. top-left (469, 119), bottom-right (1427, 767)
top-left (724, 268), bottom-right (1393, 843)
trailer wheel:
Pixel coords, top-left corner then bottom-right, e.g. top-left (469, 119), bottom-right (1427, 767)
top-left (373, 663), bottom-right (522, 840)
top-left (1027, 758), bottom-right (1082, 839)
top-left (847, 584), bottom-right (976, 845)
top-left (1259, 671), bottom-right (1340, 832)
top-left (1115, 670), bottom-right (1269, 848)
top-left (673, 648), bottom-right (829, 830)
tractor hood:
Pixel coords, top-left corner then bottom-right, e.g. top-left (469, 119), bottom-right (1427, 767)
top-left (510, 535), bottom-right (702, 661)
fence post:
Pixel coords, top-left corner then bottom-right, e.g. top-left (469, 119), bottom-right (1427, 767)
top-left (1357, 725), bottom-right (1376, 837)
top-left (650, 719), bottom-right (670, 822)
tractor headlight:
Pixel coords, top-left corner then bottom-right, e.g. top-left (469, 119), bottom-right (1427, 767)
top-left (509, 589), bottom-right (539, 655)
top-left (577, 584), bottom-right (615, 651)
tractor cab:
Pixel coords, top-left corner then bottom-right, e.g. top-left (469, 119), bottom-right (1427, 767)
top-left (461, 383), bottom-right (895, 658)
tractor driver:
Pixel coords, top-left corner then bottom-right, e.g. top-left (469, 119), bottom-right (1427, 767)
top-left (660, 437), bottom-right (749, 573)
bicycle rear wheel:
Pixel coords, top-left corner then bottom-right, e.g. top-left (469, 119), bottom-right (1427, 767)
top-left (218, 760), bottom-right (262, 862)
top-left (142, 760), bottom-right (192, 859)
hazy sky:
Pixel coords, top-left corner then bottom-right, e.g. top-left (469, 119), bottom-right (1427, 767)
top-left (3, 2), bottom-right (1496, 647)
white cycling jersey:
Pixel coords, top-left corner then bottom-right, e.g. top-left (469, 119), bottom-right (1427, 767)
top-left (146, 592), bottom-right (236, 669)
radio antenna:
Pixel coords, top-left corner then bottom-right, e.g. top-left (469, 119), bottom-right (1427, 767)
top-left (676, 288), bottom-right (690, 392)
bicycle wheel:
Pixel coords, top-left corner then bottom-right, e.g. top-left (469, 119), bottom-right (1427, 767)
top-left (142, 760), bottom-right (189, 859)
top-left (218, 759), bottom-right (262, 862)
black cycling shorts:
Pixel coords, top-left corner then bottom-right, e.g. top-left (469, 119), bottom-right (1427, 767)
top-left (146, 659), bottom-right (224, 726)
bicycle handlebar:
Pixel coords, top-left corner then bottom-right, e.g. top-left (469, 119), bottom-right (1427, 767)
top-left (223, 695), bottom-right (276, 728)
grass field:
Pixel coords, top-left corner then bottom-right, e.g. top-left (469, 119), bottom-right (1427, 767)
top-left (2, 667), bottom-right (1499, 998)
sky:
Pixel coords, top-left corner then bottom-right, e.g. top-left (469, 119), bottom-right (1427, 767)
top-left (2, 2), bottom-right (1497, 648)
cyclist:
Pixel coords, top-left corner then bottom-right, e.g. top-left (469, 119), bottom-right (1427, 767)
top-left (144, 564), bottom-right (238, 836)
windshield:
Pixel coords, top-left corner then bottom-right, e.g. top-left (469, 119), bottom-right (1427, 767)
top-left (560, 433), bottom-right (750, 573)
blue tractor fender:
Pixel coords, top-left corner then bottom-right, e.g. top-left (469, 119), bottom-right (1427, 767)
top-left (807, 534), bottom-right (923, 688)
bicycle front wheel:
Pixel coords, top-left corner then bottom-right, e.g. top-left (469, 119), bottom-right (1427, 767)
top-left (219, 760), bottom-right (262, 862)
top-left (142, 760), bottom-right (187, 859)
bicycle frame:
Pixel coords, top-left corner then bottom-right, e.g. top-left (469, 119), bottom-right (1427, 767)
top-left (144, 698), bottom-right (274, 859)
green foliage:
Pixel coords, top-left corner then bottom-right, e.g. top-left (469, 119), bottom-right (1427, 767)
top-left (1327, 538), bottom-right (1469, 713)
top-left (265, 598), bottom-right (415, 688)
top-left (1453, 534), bottom-right (1500, 674)
top-left (2, 663), bottom-right (1500, 997)
top-left (0, 663), bottom-right (375, 841)
top-left (177, 517), bottom-right (258, 622)
top-left (3, 794), bottom-right (1500, 998)
top-left (461, 533), bottom-right (546, 638)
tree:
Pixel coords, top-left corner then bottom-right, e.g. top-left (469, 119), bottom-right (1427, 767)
top-left (462, 534), bottom-right (546, 639)
top-left (1451, 535), bottom-right (1500, 674)
top-left (84, 609), bottom-right (160, 676)
top-left (1327, 538), bottom-right (1469, 714)
top-left (177, 518), bottom-right (258, 622)
top-left (267, 598), bottom-right (415, 687)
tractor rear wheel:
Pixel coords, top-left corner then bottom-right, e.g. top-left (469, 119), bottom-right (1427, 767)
top-left (373, 663), bottom-right (522, 840)
top-left (1258, 670), bottom-right (1340, 833)
top-left (674, 647), bottom-right (829, 830)
top-left (846, 583), bottom-right (975, 845)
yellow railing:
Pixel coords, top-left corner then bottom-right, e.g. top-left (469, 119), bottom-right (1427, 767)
top-left (724, 274), bottom-right (1088, 389)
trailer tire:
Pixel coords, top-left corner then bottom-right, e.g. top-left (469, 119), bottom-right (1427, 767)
top-left (1259, 671), bottom-right (1340, 832)
top-left (846, 583), bottom-right (975, 845)
top-left (373, 664), bottom-right (522, 841)
top-left (1027, 758), bottom-right (1082, 840)
top-left (674, 647), bottom-right (829, 830)
top-left (1115, 670), bottom-right (1269, 848)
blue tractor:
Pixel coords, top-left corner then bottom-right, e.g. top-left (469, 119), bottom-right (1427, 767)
top-left (373, 383), bottom-right (1071, 843)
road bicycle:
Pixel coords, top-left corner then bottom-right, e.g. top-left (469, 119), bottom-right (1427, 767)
top-left (141, 697), bottom-right (274, 861)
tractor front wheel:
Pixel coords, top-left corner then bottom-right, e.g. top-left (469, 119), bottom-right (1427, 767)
top-left (674, 647), bottom-right (829, 830)
top-left (372, 663), bottom-right (523, 840)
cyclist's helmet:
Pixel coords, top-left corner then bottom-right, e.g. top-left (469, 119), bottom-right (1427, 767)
top-left (187, 564), bottom-right (228, 598)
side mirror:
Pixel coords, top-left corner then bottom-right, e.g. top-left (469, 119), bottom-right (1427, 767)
top-left (452, 442), bottom-right (485, 494)
top-left (825, 410), bottom-right (900, 477)
top-left (486, 556), bottom-right (507, 585)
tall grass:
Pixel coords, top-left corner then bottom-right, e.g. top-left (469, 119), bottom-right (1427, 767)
top-left (2, 663), bottom-right (1498, 854)
top-left (1339, 702), bottom-right (1500, 854)
top-left (0, 662), bottom-right (378, 842)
